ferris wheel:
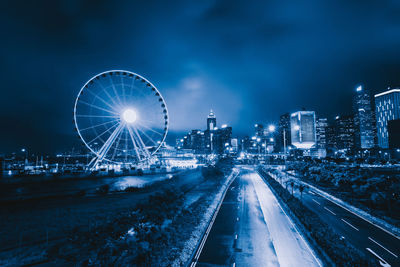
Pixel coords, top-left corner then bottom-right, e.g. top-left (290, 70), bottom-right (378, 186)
top-left (73, 70), bottom-right (168, 167)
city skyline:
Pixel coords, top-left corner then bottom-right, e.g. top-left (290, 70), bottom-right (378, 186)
top-left (1, 1), bottom-right (400, 153)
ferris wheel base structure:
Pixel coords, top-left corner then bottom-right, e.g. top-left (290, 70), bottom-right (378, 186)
top-left (73, 70), bottom-right (169, 170)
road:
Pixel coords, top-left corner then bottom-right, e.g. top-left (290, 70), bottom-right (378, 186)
top-left (191, 167), bottom-right (320, 267)
top-left (269, 168), bottom-right (400, 267)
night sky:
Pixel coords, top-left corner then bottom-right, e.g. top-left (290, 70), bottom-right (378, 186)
top-left (1, 0), bottom-right (400, 153)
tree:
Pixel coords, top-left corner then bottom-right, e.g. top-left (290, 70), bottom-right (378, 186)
top-left (298, 184), bottom-right (306, 201)
top-left (290, 181), bottom-right (295, 196)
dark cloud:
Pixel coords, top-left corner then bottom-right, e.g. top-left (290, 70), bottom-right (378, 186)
top-left (1, 0), bottom-right (400, 153)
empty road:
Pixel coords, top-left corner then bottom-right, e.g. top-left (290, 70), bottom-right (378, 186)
top-left (266, 168), bottom-right (400, 267)
top-left (191, 167), bottom-right (320, 267)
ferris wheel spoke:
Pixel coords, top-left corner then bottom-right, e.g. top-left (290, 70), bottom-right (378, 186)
top-left (80, 118), bottom-right (120, 132)
top-left (109, 76), bottom-right (123, 107)
top-left (136, 127), bottom-right (159, 147)
top-left (102, 86), bottom-right (121, 110)
top-left (85, 88), bottom-right (119, 114)
top-left (86, 121), bottom-right (119, 146)
top-left (120, 76), bottom-right (127, 103)
top-left (93, 78), bottom-right (120, 109)
top-left (76, 114), bottom-right (119, 118)
top-left (137, 122), bottom-right (164, 136)
top-left (127, 124), bottom-right (142, 162)
top-left (78, 100), bottom-right (119, 116)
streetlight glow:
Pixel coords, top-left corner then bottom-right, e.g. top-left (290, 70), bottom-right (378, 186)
top-left (268, 125), bottom-right (276, 132)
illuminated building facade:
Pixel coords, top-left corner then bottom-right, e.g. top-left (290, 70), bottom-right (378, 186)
top-left (375, 89), bottom-right (400, 148)
top-left (353, 86), bottom-right (375, 149)
top-left (290, 111), bottom-right (316, 149)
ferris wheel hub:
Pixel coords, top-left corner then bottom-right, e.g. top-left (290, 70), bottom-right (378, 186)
top-left (122, 108), bottom-right (138, 123)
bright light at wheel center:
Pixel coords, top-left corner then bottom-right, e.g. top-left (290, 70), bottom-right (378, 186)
top-left (122, 109), bottom-right (137, 123)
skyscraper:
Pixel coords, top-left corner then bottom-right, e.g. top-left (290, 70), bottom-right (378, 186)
top-left (290, 111), bottom-right (316, 149)
top-left (334, 115), bottom-right (355, 151)
top-left (353, 85), bottom-right (375, 149)
top-left (205, 110), bottom-right (217, 152)
top-left (207, 110), bottom-right (216, 131)
top-left (214, 125), bottom-right (232, 154)
top-left (278, 113), bottom-right (291, 152)
top-left (375, 89), bottom-right (400, 148)
top-left (316, 117), bottom-right (328, 149)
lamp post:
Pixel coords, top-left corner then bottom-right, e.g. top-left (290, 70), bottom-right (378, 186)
top-left (21, 148), bottom-right (28, 165)
top-left (267, 125), bottom-right (276, 165)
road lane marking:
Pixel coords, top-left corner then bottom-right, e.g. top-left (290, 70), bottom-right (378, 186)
top-left (324, 207), bottom-right (336, 215)
top-left (312, 199), bottom-right (321, 205)
top-left (237, 217), bottom-right (239, 221)
top-left (368, 237), bottom-right (398, 258)
top-left (235, 234), bottom-right (238, 239)
top-left (341, 219), bottom-right (359, 231)
top-left (312, 188), bottom-right (400, 240)
top-left (366, 248), bottom-right (391, 267)
top-left (309, 191), bottom-right (316, 195)
top-left (232, 263), bottom-right (236, 267)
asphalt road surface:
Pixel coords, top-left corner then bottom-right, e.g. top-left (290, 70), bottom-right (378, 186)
top-left (269, 168), bottom-right (400, 267)
top-left (193, 167), bottom-right (320, 267)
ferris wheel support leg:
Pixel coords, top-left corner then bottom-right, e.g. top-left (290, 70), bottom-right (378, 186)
top-left (127, 125), bottom-right (142, 162)
top-left (87, 124), bottom-right (124, 171)
top-left (132, 126), bottom-right (151, 159)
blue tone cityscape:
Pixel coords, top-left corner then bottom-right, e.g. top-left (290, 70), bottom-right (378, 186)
top-left (1, 1), bottom-right (400, 267)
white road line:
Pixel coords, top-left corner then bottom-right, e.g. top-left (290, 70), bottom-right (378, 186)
top-left (313, 189), bottom-right (400, 241)
top-left (368, 237), bottom-right (398, 258)
top-left (232, 263), bottom-right (236, 267)
top-left (366, 248), bottom-right (391, 267)
top-left (237, 217), bottom-right (239, 221)
top-left (324, 207), bottom-right (336, 216)
top-left (235, 234), bottom-right (238, 240)
top-left (309, 191), bottom-right (316, 195)
top-left (341, 218), bottom-right (359, 231)
top-left (312, 199), bottom-right (321, 205)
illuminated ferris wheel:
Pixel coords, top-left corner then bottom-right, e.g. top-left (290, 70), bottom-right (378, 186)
top-left (73, 70), bottom-right (168, 166)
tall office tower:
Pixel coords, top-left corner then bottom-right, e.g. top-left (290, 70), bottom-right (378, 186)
top-left (334, 115), bottom-right (355, 150)
top-left (278, 113), bottom-right (291, 152)
top-left (205, 110), bottom-right (217, 152)
top-left (290, 111), bottom-right (316, 149)
top-left (207, 110), bottom-right (217, 131)
top-left (316, 117), bottom-right (328, 149)
top-left (375, 89), bottom-right (400, 148)
top-left (214, 125), bottom-right (233, 154)
top-left (353, 85), bottom-right (375, 149)
top-left (325, 124), bottom-right (337, 151)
